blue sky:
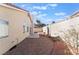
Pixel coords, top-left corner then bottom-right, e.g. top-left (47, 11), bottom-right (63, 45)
top-left (15, 3), bottom-right (79, 24)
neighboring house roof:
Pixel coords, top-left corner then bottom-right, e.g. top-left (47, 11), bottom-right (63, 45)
top-left (69, 10), bottom-right (79, 19)
top-left (57, 10), bottom-right (79, 23)
top-left (49, 10), bottom-right (79, 25)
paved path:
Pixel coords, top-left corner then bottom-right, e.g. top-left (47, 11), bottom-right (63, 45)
top-left (4, 35), bottom-right (72, 55)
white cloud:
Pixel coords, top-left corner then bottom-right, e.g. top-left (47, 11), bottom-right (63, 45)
top-left (31, 11), bottom-right (42, 16)
top-left (31, 11), bottom-right (54, 24)
top-left (33, 6), bottom-right (48, 10)
top-left (32, 4), bottom-right (58, 10)
top-left (36, 14), bottom-right (54, 24)
top-left (54, 12), bottom-right (66, 16)
top-left (48, 4), bottom-right (58, 7)
top-left (31, 11), bottom-right (48, 23)
top-left (31, 11), bottom-right (38, 15)
top-left (45, 18), bottom-right (53, 24)
top-left (33, 13), bottom-right (49, 24)
top-left (21, 4), bottom-right (26, 7)
top-left (37, 13), bottom-right (47, 18)
top-left (38, 11), bottom-right (41, 14)
top-left (31, 11), bottom-right (47, 17)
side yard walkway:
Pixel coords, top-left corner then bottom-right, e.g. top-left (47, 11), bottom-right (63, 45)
top-left (4, 35), bottom-right (72, 55)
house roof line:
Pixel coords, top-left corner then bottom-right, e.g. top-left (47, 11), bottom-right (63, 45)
top-left (0, 3), bottom-right (33, 23)
top-left (68, 10), bottom-right (79, 18)
top-left (48, 10), bottom-right (79, 25)
top-left (0, 3), bottom-right (29, 13)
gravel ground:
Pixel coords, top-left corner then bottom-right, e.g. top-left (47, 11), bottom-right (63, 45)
top-left (4, 35), bottom-right (72, 55)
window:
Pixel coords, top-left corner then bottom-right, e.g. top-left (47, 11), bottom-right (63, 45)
top-left (23, 25), bottom-right (29, 33)
top-left (23, 25), bottom-right (25, 33)
top-left (27, 26), bottom-right (29, 32)
top-left (0, 20), bottom-right (8, 38)
top-left (23, 21), bottom-right (30, 33)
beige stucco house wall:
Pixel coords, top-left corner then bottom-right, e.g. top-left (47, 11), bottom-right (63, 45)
top-left (0, 4), bottom-right (33, 54)
top-left (33, 27), bottom-right (43, 34)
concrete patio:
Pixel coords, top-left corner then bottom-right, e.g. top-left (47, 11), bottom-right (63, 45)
top-left (4, 35), bottom-right (72, 55)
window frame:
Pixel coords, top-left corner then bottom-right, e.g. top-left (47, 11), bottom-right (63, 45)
top-left (23, 25), bottom-right (29, 33)
top-left (0, 20), bottom-right (9, 39)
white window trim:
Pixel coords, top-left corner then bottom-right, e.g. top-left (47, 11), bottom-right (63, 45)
top-left (0, 20), bottom-right (9, 39)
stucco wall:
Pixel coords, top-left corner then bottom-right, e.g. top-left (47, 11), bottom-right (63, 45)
top-left (34, 27), bottom-right (43, 33)
top-left (0, 5), bottom-right (32, 54)
top-left (43, 26), bottom-right (48, 35)
top-left (43, 17), bottom-right (79, 51)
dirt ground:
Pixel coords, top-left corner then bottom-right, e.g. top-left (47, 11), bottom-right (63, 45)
top-left (4, 35), bottom-right (72, 55)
